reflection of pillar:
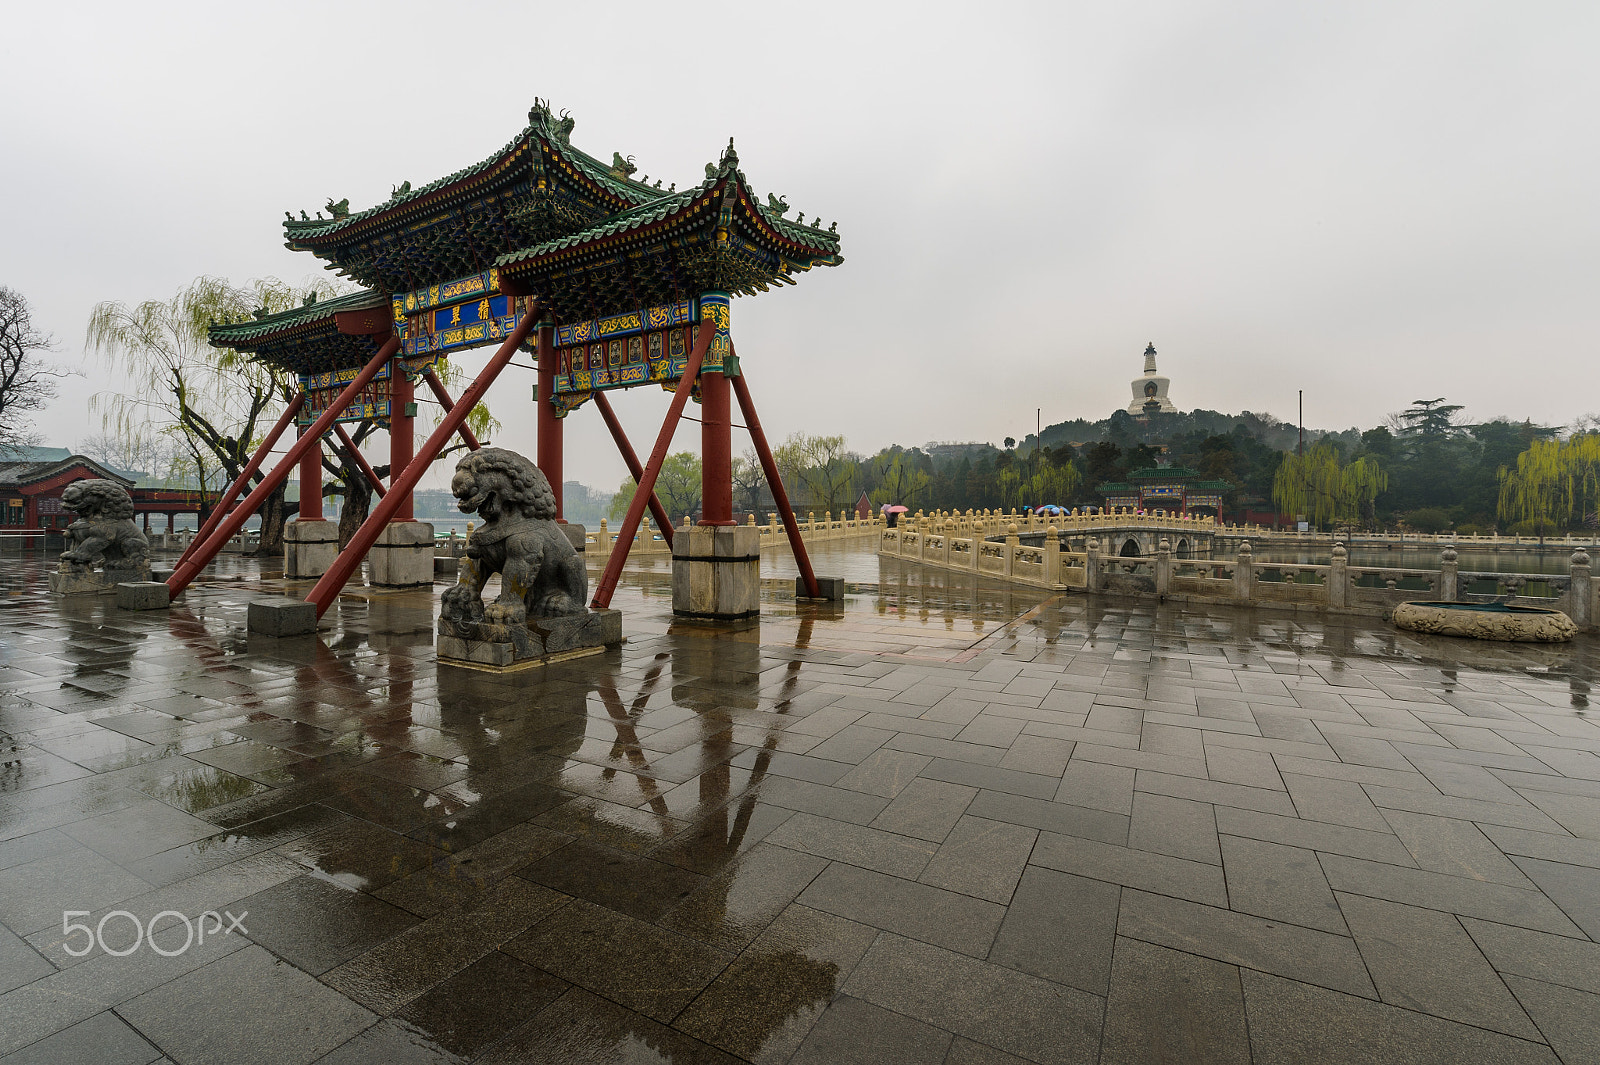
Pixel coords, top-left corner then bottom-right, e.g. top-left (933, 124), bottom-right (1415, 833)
top-left (389, 363), bottom-right (414, 522)
top-left (536, 322), bottom-right (563, 521)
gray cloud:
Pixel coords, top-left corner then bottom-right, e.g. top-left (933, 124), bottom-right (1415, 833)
top-left (3, 0), bottom-right (1595, 491)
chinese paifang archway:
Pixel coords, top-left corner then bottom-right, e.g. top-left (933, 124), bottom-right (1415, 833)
top-left (166, 100), bottom-right (842, 617)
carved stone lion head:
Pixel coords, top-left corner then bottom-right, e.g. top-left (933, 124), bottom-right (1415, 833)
top-left (449, 448), bottom-right (557, 522)
top-left (60, 480), bottom-right (136, 522)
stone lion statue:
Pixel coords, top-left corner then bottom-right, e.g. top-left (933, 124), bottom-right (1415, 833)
top-left (59, 480), bottom-right (149, 570)
top-left (440, 449), bottom-right (586, 624)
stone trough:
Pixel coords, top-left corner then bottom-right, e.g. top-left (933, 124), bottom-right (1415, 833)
top-left (1392, 601), bottom-right (1577, 643)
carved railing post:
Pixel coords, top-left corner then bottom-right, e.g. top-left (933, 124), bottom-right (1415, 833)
top-left (1439, 544), bottom-right (1459, 602)
top-left (1086, 537), bottom-right (1102, 593)
top-left (1328, 542), bottom-right (1348, 608)
top-left (1044, 525), bottom-right (1061, 586)
top-left (1570, 548), bottom-right (1592, 629)
top-left (1234, 541), bottom-right (1254, 603)
top-left (1004, 523), bottom-right (1019, 578)
top-left (1156, 536), bottom-right (1172, 596)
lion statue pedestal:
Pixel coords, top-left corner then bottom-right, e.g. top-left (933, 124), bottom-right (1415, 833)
top-left (435, 449), bottom-right (621, 670)
top-left (47, 480), bottom-right (152, 596)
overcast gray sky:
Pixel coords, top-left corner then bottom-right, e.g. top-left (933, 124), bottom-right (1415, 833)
top-left (4, 1), bottom-right (1596, 492)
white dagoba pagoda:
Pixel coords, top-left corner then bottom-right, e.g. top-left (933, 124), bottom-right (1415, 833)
top-left (1127, 342), bottom-right (1177, 415)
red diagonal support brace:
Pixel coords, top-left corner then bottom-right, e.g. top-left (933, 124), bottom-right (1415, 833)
top-left (593, 391), bottom-right (673, 549)
top-left (732, 361), bottom-right (820, 598)
top-left (422, 369), bottom-right (481, 450)
top-left (330, 423), bottom-right (386, 498)
top-left (175, 393), bottom-right (305, 569)
top-left (303, 304), bottom-right (542, 617)
top-left (167, 336), bottom-right (400, 598)
top-left (590, 322), bottom-right (713, 610)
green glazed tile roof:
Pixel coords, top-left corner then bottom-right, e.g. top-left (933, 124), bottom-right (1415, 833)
top-left (208, 289), bottom-right (388, 347)
top-left (283, 106), bottom-right (681, 246)
top-left (1130, 465), bottom-right (1203, 481)
top-left (494, 190), bottom-right (705, 265)
top-left (282, 109), bottom-right (659, 244)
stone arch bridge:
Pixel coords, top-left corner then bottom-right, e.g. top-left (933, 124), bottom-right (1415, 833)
top-left (1013, 523), bottom-right (1214, 560)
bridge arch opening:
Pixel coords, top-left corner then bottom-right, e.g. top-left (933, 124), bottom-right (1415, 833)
top-left (1175, 538), bottom-right (1190, 559)
top-left (1120, 538), bottom-right (1141, 557)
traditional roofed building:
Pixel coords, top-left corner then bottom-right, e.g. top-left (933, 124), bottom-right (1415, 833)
top-left (187, 99), bottom-right (843, 621)
top-left (0, 450), bottom-right (202, 531)
top-left (1097, 465), bottom-right (1230, 515)
top-left (211, 100), bottom-right (843, 423)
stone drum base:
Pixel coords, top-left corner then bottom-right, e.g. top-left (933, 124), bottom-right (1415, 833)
top-left (437, 609), bottom-right (623, 671)
top-left (1393, 601), bottom-right (1577, 643)
top-left (284, 519), bottom-right (340, 579)
top-left (673, 525), bottom-right (760, 621)
top-left (369, 521), bottom-right (436, 588)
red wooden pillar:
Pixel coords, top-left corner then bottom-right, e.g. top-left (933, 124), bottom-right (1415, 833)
top-left (166, 513), bottom-right (174, 534)
top-left (699, 367), bottom-right (735, 526)
top-left (298, 423), bottom-right (323, 521)
top-left (698, 292), bottom-right (734, 527)
top-left (389, 362), bottom-right (414, 521)
top-left (535, 322), bottom-right (563, 520)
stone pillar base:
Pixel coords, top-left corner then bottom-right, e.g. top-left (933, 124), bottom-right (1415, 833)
top-left (795, 576), bottom-right (847, 601)
top-left (248, 599), bottom-right (318, 636)
top-left (49, 562), bottom-right (151, 596)
top-left (672, 525), bottom-right (760, 621)
top-left (368, 522), bottom-right (435, 588)
top-left (437, 608), bottom-right (622, 671)
top-left (284, 519), bottom-right (340, 580)
top-left (116, 582), bottom-right (171, 610)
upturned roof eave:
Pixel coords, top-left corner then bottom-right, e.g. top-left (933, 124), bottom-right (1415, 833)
top-left (280, 114), bottom-right (662, 250)
top-left (207, 288), bottom-right (389, 349)
top-left (494, 170), bottom-right (841, 277)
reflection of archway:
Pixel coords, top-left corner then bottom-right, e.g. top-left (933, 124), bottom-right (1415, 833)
top-left (1120, 538), bottom-right (1140, 557)
top-left (1175, 538), bottom-right (1190, 559)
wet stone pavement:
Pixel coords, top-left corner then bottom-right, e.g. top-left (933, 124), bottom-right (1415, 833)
top-left (1, 548), bottom-right (1599, 1064)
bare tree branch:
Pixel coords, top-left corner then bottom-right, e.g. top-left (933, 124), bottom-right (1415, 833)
top-left (0, 287), bottom-right (71, 453)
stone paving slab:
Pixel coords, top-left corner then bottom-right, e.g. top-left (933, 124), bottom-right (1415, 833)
top-left (3, 551), bottom-right (1600, 1062)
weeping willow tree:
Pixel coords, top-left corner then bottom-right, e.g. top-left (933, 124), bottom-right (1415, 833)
top-left (866, 450), bottom-right (931, 510)
top-left (87, 276), bottom-right (497, 556)
top-left (1273, 443), bottom-right (1387, 531)
top-left (1026, 455), bottom-right (1081, 509)
top-left (87, 276), bottom-right (335, 556)
top-left (1498, 434), bottom-right (1600, 540)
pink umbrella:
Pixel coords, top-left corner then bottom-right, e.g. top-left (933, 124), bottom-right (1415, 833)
top-left (881, 504), bottom-right (909, 513)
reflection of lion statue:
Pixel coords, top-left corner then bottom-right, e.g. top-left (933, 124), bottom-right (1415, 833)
top-left (440, 449), bottom-right (586, 623)
top-left (59, 480), bottom-right (149, 570)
